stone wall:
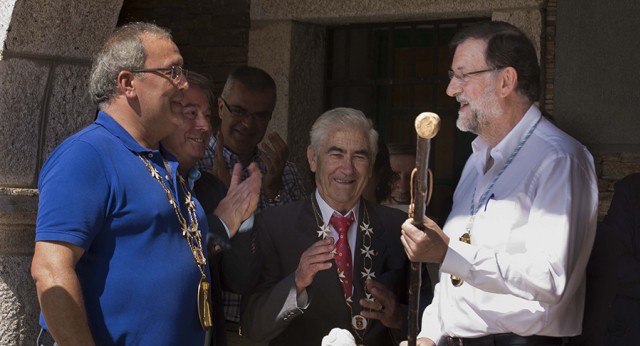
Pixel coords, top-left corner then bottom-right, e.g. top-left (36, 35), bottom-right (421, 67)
top-left (595, 153), bottom-right (640, 217)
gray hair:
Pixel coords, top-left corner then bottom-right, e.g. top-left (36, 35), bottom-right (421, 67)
top-left (220, 66), bottom-right (276, 102)
top-left (89, 22), bottom-right (172, 107)
top-left (186, 71), bottom-right (215, 109)
top-left (309, 107), bottom-right (378, 163)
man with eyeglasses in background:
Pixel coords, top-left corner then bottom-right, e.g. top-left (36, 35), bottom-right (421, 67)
top-left (197, 66), bottom-right (306, 345)
top-left (399, 21), bottom-right (598, 346)
top-left (31, 22), bottom-right (211, 345)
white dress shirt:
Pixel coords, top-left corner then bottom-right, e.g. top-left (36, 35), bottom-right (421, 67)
top-left (419, 105), bottom-right (598, 344)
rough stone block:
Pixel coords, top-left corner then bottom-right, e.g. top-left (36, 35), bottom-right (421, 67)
top-left (0, 254), bottom-right (39, 346)
top-left (0, 189), bottom-right (38, 254)
top-left (0, 0), bottom-right (18, 58)
top-left (493, 10), bottom-right (542, 58)
top-left (250, 0), bottom-right (543, 23)
top-left (42, 64), bottom-right (96, 162)
top-left (5, 0), bottom-right (123, 59)
top-left (0, 59), bottom-right (48, 188)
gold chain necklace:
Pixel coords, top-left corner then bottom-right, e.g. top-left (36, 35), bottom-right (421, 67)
top-left (136, 153), bottom-right (212, 329)
top-left (310, 196), bottom-right (377, 345)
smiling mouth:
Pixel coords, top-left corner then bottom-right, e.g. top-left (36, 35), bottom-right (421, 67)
top-left (391, 196), bottom-right (410, 204)
top-left (334, 177), bottom-right (355, 184)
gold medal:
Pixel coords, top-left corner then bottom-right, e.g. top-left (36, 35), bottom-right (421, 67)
top-left (198, 277), bottom-right (212, 329)
top-left (136, 154), bottom-right (213, 329)
top-left (351, 314), bottom-right (367, 331)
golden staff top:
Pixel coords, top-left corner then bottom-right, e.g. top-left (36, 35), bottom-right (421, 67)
top-left (415, 112), bottom-right (441, 139)
top-left (408, 112), bottom-right (441, 215)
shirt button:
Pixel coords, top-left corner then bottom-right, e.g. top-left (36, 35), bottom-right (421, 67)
top-left (148, 153), bottom-right (153, 158)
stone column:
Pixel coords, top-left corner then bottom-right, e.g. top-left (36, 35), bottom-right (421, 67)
top-left (248, 20), bottom-right (326, 188)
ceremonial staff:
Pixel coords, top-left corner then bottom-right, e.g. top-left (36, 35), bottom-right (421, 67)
top-left (407, 112), bottom-right (440, 346)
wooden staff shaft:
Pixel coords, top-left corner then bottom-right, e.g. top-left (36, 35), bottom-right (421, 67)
top-left (407, 112), bottom-right (440, 346)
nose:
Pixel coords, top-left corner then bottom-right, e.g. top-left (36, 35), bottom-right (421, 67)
top-left (195, 113), bottom-right (211, 131)
top-left (446, 77), bottom-right (461, 97)
top-left (340, 157), bottom-right (355, 174)
top-left (176, 75), bottom-right (189, 91)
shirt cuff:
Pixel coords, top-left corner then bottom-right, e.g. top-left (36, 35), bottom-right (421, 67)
top-left (220, 214), bottom-right (255, 239)
top-left (238, 214), bottom-right (255, 234)
top-left (440, 239), bottom-right (475, 279)
top-left (219, 219), bottom-right (231, 238)
top-left (296, 289), bottom-right (310, 309)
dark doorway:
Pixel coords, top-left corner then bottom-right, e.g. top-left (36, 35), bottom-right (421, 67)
top-left (326, 18), bottom-right (489, 223)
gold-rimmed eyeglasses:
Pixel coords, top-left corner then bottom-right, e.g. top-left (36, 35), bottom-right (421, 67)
top-left (220, 97), bottom-right (272, 124)
top-left (447, 67), bottom-right (503, 83)
top-left (132, 65), bottom-right (188, 83)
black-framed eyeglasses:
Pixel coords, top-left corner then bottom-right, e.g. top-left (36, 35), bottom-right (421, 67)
top-left (447, 67), bottom-right (503, 83)
top-left (220, 97), bottom-right (272, 123)
top-left (131, 65), bottom-right (188, 82)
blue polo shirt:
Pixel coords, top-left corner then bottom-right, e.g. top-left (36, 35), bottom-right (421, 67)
top-left (36, 112), bottom-right (209, 345)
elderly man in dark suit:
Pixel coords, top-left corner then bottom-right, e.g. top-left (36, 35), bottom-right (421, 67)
top-left (241, 107), bottom-right (433, 346)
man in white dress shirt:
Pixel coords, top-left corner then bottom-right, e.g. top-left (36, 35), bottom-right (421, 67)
top-left (400, 21), bottom-right (598, 346)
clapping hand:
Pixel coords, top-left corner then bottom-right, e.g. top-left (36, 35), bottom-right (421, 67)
top-left (214, 162), bottom-right (261, 237)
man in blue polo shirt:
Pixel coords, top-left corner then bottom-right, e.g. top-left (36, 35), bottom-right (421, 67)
top-left (31, 22), bottom-right (208, 345)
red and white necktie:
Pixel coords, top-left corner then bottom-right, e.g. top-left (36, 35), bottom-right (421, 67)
top-left (330, 212), bottom-right (355, 300)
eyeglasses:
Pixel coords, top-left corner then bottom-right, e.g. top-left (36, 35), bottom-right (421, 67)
top-left (131, 65), bottom-right (188, 83)
top-left (220, 97), bottom-right (272, 124)
top-left (447, 67), bottom-right (503, 83)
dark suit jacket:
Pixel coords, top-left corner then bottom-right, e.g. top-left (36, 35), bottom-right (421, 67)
top-left (575, 173), bottom-right (640, 346)
top-left (194, 171), bottom-right (261, 346)
top-left (241, 197), bottom-right (433, 346)
top-left (603, 173), bottom-right (640, 299)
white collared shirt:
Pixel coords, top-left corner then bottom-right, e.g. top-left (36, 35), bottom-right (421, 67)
top-left (315, 190), bottom-right (360, 265)
top-left (419, 105), bottom-right (598, 344)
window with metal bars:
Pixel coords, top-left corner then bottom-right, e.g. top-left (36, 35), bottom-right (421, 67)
top-left (325, 18), bottom-right (489, 224)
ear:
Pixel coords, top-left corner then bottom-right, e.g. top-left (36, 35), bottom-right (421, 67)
top-left (497, 66), bottom-right (518, 98)
top-left (217, 97), bottom-right (224, 120)
top-left (118, 70), bottom-right (137, 99)
top-left (307, 145), bottom-right (317, 173)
